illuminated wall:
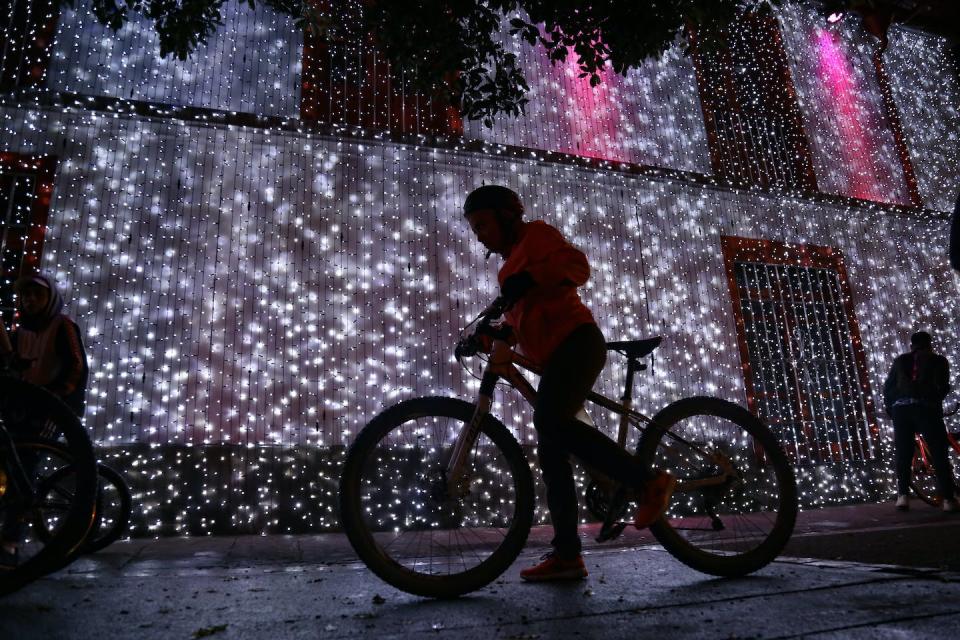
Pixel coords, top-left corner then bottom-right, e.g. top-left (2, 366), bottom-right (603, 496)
top-left (47, 3), bottom-right (301, 118)
top-left (462, 31), bottom-right (712, 172)
top-left (1, 3), bottom-right (958, 533)
top-left (883, 27), bottom-right (960, 212)
top-left (776, 4), bottom-right (913, 206)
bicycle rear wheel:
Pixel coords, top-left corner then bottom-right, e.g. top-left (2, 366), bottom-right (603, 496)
top-left (0, 377), bottom-right (98, 596)
top-left (636, 396), bottom-right (798, 577)
top-left (910, 439), bottom-right (960, 507)
top-left (339, 397), bottom-right (535, 598)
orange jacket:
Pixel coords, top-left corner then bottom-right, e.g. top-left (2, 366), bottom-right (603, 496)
top-left (498, 220), bottom-right (596, 366)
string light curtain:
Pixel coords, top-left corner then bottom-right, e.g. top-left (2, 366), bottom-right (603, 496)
top-left (0, 2), bottom-right (958, 533)
top-left (776, 4), bottom-right (913, 205)
top-left (881, 27), bottom-right (960, 212)
top-left (462, 25), bottom-right (712, 172)
top-left (688, 9), bottom-right (819, 192)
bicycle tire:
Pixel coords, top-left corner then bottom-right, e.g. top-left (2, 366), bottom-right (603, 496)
top-left (637, 396), bottom-right (798, 577)
top-left (0, 378), bottom-right (98, 597)
top-left (84, 463), bottom-right (132, 553)
top-left (339, 397), bottom-right (535, 598)
top-left (910, 442), bottom-right (960, 507)
top-left (33, 460), bottom-right (132, 554)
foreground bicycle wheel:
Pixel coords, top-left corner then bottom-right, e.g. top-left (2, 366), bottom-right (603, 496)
top-left (637, 396), bottom-right (798, 577)
top-left (31, 453), bottom-right (133, 555)
top-left (910, 442), bottom-right (960, 507)
top-left (339, 397), bottom-right (535, 598)
top-left (0, 378), bottom-right (98, 596)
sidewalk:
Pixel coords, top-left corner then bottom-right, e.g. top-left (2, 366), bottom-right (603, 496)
top-left (63, 499), bottom-right (960, 574)
top-left (4, 501), bottom-right (960, 639)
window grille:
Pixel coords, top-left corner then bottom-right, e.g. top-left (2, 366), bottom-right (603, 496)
top-left (722, 236), bottom-right (880, 464)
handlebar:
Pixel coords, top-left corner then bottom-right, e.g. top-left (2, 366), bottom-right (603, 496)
top-left (454, 296), bottom-right (510, 361)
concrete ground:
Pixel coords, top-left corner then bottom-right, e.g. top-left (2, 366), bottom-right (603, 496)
top-left (2, 501), bottom-right (960, 639)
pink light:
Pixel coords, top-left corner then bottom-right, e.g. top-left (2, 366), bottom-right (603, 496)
top-left (815, 27), bottom-right (886, 202)
top-left (556, 54), bottom-right (622, 162)
top-left (826, 12), bottom-right (844, 24)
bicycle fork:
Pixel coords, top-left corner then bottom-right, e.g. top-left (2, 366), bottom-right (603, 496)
top-left (444, 357), bottom-right (538, 499)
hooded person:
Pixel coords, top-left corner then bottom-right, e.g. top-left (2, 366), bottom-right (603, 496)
top-left (6, 273), bottom-right (88, 417)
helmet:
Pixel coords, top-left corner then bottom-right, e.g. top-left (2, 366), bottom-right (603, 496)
top-left (463, 185), bottom-right (524, 218)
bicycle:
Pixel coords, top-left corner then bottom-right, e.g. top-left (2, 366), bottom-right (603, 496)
top-left (910, 403), bottom-right (960, 507)
top-left (339, 297), bottom-right (799, 598)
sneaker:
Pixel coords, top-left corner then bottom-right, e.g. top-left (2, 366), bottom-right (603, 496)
top-left (895, 494), bottom-right (909, 511)
top-left (0, 546), bottom-right (18, 571)
top-left (519, 552), bottom-right (587, 582)
top-left (943, 498), bottom-right (959, 513)
top-left (634, 470), bottom-right (676, 529)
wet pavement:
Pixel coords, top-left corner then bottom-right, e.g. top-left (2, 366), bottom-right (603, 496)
top-left (2, 501), bottom-right (960, 639)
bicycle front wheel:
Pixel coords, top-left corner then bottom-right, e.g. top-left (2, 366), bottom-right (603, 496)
top-left (910, 440), bottom-right (960, 507)
top-left (338, 397), bottom-right (535, 598)
top-left (637, 396), bottom-right (798, 577)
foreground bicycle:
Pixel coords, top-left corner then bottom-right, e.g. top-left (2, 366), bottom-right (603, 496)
top-left (339, 297), bottom-right (798, 598)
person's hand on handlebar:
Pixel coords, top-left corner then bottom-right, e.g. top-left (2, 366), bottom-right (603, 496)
top-left (455, 301), bottom-right (515, 360)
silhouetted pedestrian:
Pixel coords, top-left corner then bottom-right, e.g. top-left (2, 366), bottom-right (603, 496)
top-left (883, 331), bottom-right (958, 512)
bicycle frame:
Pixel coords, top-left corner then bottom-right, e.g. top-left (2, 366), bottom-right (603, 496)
top-left (444, 341), bottom-right (727, 498)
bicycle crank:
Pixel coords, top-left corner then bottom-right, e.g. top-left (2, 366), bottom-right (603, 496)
top-left (596, 486), bottom-right (630, 543)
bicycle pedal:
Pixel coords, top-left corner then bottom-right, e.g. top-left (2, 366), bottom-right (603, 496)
top-left (595, 521), bottom-right (628, 543)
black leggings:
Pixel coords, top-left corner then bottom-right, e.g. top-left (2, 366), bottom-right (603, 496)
top-left (892, 404), bottom-right (955, 499)
top-left (534, 323), bottom-right (651, 559)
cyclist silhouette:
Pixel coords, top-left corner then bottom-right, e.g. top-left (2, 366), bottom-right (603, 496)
top-left (463, 185), bottom-right (674, 581)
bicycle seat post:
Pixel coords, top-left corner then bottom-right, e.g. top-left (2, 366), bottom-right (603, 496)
top-left (617, 358), bottom-right (645, 448)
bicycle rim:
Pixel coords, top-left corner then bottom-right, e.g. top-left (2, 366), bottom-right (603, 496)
top-left (638, 396), bottom-right (798, 577)
top-left (910, 443), bottom-right (960, 507)
top-left (339, 397), bottom-right (534, 598)
top-left (83, 464), bottom-right (132, 553)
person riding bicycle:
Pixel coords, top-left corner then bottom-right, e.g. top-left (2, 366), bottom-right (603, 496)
top-left (463, 185), bottom-right (674, 582)
top-left (883, 330), bottom-right (958, 513)
top-left (0, 273), bottom-right (89, 569)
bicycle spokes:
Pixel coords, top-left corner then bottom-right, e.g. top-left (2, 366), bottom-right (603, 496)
top-left (357, 415), bottom-right (520, 574)
top-left (648, 412), bottom-right (787, 554)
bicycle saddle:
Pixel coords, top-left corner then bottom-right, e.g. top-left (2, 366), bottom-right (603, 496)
top-left (606, 336), bottom-right (662, 360)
